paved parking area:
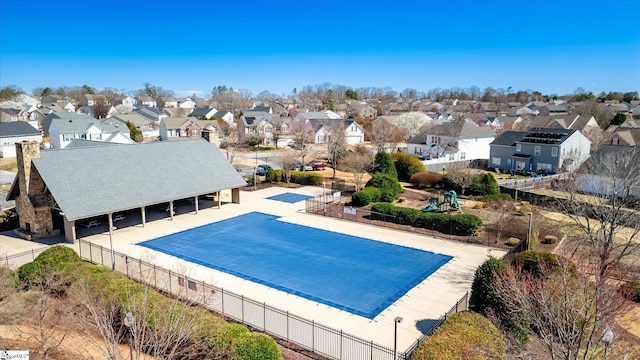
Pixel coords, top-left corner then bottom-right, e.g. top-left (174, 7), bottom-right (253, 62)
top-left (1, 186), bottom-right (505, 351)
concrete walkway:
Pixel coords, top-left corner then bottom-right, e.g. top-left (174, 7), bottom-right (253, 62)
top-left (1, 186), bottom-right (505, 353)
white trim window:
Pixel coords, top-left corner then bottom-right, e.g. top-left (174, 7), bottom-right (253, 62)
top-left (492, 157), bottom-right (501, 167)
top-left (534, 146), bottom-right (541, 155)
top-left (552, 147), bottom-right (558, 157)
top-left (460, 152), bottom-right (466, 160)
top-left (516, 143), bottom-right (522, 152)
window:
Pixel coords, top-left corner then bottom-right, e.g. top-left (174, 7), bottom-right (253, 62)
top-left (516, 161), bottom-right (526, 172)
top-left (507, 158), bottom-right (511, 165)
top-left (537, 163), bottom-right (548, 171)
top-left (448, 153), bottom-right (455, 161)
top-left (188, 280), bottom-right (197, 291)
top-left (460, 152), bottom-right (466, 160)
top-left (63, 134), bottom-right (74, 142)
top-left (534, 146), bottom-right (541, 155)
top-left (562, 147), bottom-right (566, 156)
top-left (492, 157), bottom-right (501, 167)
top-left (516, 143), bottom-right (521, 152)
top-left (551, 147), bottom-right (558, 157)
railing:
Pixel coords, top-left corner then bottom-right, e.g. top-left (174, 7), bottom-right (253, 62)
top-left (76, 239), bottom-right (402, 360)
top-left (499, 173), bottom-right (565, 192)
top-left (0, 246), bottom-right (50, 269)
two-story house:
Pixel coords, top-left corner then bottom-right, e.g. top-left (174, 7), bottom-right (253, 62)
top-left (188, 107), bottom-right (218, 120)
top-left (48, 115), bottom-right (132, 149)
top-left (489, 128), bottom-right (591, 174)
top-left (240, 111), bottom-right (272, 136)
top-left (307, 118), bottom-right (364, 145)
top-left (0, 122), bottom-right (42, 158)
top-left (408, 119), bottom-right (495, 163)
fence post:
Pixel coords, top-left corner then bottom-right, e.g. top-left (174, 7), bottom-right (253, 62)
top-left (153, 264), bottom-right (157, 288)
top-left (221, 287), bottom-right (225, 314)
top-left (126, 256), bottom-right (129, 278)
top-left (168, 270), bottom-right (171, 293)
top-left (312, 320), bottom-right (314, 351)
top-left (100, 245), bottom-right (104, 265)
top-left (31, 248), bottom-right (34, 261)
top-left (340, 330), bottom-right (343, 359)
top-left (263, 302), bottom-right (266, 331)
top-left (89, 242), bottom-right (93, 262)
top-left (286, 311), bottom-right (289, 341)
top-left (241, 295), bottom-right (244, 322)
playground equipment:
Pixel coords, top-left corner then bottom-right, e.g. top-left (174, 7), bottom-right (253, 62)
top-left (423, 190), bottom-right (460, 212)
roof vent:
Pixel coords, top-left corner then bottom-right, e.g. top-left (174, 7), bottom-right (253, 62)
top-left (69, 120), bottom-right (72, 122)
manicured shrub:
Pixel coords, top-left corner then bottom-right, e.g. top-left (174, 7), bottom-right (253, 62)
top-left (409, 172), bottom-right (443, 188)
top-left (469, 257), bottom-right (508, 315)
top-left (290, 171), bottom-right (324, 186)
top-left (618, 281), bottom-right (640, 303)
top-left (372, 151), bottom-right (398, 179)
top-left (265, 168), bottom-right (276, 182)
top-left (542, 235), bottom-right (558, 244)
top-left (369, 203), bottom-right (482, 235)
top-left (351, 187), bottom-right (381, 206)
top-left (470, 173), bottom-right (500, 196)
top-left (18, 245), bottom-right (81, 289)
top-left (34, 245), bottom-right (80, 265)
top-left (232, 332), bottom-right (281, 360)
top-left (470, 257), bottom-right (529, 343)
top-left (209, 323), bottom-right (249, 355)
top-left (411, 311), bottom-right (505, 360)
top-left (366, 173), bottom-right (402, 202)
top-left (391, 152), bottom-right (425, 182)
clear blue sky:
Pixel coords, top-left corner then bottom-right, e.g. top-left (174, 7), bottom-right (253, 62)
top-left (1, 0), bottom-right (639, 98)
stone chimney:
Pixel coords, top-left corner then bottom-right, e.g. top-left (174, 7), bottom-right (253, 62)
top-left (15, 141), bottom-right (40, 198)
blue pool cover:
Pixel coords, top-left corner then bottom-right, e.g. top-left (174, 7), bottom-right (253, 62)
top-left (139, 212), bottom-right (452, 319)
top-left (266, 192), bottom-right (313, 203)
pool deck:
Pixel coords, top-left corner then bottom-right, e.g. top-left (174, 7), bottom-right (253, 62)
top-left (0, 186), bottom-right (505, 352)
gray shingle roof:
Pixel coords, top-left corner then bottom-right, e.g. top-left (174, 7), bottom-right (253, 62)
top-left (0, 122), bottom-right (40, 137)
top-left (32, 139), bottom-right (246, 220)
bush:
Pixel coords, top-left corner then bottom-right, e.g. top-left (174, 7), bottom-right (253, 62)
top-left (290, 171), bottom-right (324, 186)
top-left (351, 187), bottom-right (381, 206)
top-left (370, 203), bottom-right (483, 236)
top-left (618, 281), bottom-right (640, 303)
top-left (542, 235), bottom-right (558, 244)
top-left (470, 257), bottom-right (529, 343)
top-left (506, 237), bottom-right (520, 246)
top-left (265, 168), bottom-right (276, 183)
top-left (392, 152), bottom-right (425, 182)
top-left (470, 173), bottom-right (500, 196)
top-left (372, 151), bottom-right (398, 179)
top-left (469, 257), bottom-right (508, 315)
top-left (366, 173), bottom-right (402, 202)
top-left (409, 172), bottom-right (443, 188)
top-left (514, 251), bottom-right (564, 275)
top-left (18, 245), bottom-right (81, 288)
top-left (411, 311), bottom-right (505, 360)
top-left (232, 332), bottom-right (281, 360)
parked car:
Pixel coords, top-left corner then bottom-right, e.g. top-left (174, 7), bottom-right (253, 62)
top-left (80, 220), bottom-right (101, 228)
top-left (256, 164), bottom-right (272, 176)
top-left (310, 161), bottom-right (326, 171)
top-left (293, 162), bottom-right (313, 171)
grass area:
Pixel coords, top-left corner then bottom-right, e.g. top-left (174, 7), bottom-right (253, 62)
top-left (0, 158), bottom-right (17, 173)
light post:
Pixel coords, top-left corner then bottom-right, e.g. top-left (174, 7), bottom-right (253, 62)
top-left (124, 312), bottom-right (135, 360)
top-left (254, 146), bottom-right (258, 190)
top-left (527, 212), bottom-right (533, 251)
top-left (394, 316), bottom-right (403, 360)
top-left (602, 326), bottom-right (614, 360)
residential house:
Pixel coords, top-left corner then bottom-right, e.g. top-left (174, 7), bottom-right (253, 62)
top-left (510, 103), bottom-right (540, 116)
top-left (607, 125), bottom-right (640, 146)
top-left (188, 107), bottom-right (218, 120)
top-left (133, 105), bottom-right (169, 123)
top-left (164, 97), bottom-right (178, 108)
top-left (7, 140), bottom-right (246, 241)
top-left (135, 96), bottom-right (157, 108)
top-left (307, 118), bottom-right (365, 145)
top-left (539, 103), bottom-right (570, 116)
top-left (212, 110), bottom-right (234, 126)
top-left (40, 101), bottom-right (75, 114)
top-left (240, 111), bottom-right (272, 136)
top-left (407, 119), bottom-right (495, 163)
top-left (347, 101), bottom-right (377, 119)
top-left (41, 95), bottom-right (73, 105)
top-left (575, 145), bottom-right (640, 198)
top-left (251, 104), bottom-right (273, 114)
top-left (294, 110), bottom-right (341, 121)
top-left (0, 108), bottom-right (29, 122)
top-left (48, 114), bottom-right (132, 149)
top-left (0, 122), bottom-right (42, 158)
top-left (489, 128), bottom-right (591, 174)
top-left (178, 98), bottom-right (196, 109)
top-left (83, 94), bottom-right (95, 106)
top-left (77, 105), bottom-right (117, 119)
top-left (111, 95), bottom-right (137, 107)
top-left (158, 117), bottom-right (202, 141)
top-left (194, 120), bottom-right (221, 145)
top-left (105, 113), bottom-right (159, 139)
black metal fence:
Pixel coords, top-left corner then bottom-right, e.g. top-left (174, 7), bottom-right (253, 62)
top-left (77, 239), bottom-right (403, 360)
top-left (0, 246), bottom-right (49, 269)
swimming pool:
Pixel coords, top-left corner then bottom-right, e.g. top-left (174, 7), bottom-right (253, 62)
top-left (139, 211), bottom-right (452, 319)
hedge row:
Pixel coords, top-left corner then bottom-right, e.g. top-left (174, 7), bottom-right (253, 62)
top-left (370, 203), bottom-right (482, 236)
top-left (270, 169), bottom-right (324, 185)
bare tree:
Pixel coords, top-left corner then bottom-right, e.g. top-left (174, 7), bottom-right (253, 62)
top-left (558, 146), bottom-right (640, 278)
top-left (493, 259), bottom-right (631, 360)
top-left (277, 150), bottom-right (298, 183)
top-left (93, 94), bottom-right (111, 119)
top-left (218, 119), bottom-right (241, 162)
top-left (290, 119), bottom-right (315, 166)
top-left (445, 166), bottom-right (477, 196)
top-left (369, 120), bottom-right (406, 152)
top-left (268, 117), bottom-right (288, 149)
top-left (326, 120), bottom-right (347, 178)
top-left (339, 146), bottom-right (374, 190)
top-left (485, 199), bottom-right (514, 244)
